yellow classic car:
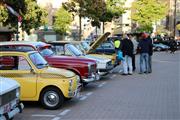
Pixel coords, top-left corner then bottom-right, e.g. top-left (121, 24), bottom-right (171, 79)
top-left (0, 50), bottom-right (79, 110)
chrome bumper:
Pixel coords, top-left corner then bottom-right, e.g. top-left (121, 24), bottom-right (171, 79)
top-left (83, 73), bottom-right (96, 83)
top-left (68, 83), bottom-right (82, 98)
top-left (0, 103), bottom-right (24, 120)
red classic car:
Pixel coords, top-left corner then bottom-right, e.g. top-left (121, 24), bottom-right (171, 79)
top-left (0, 41), bottom-right (98, 85)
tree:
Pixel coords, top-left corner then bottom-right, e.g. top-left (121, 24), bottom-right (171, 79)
top-left (21, 0), bottom-right (48, 34)
top-left (0, 4), bottom-right (8, 25)
top-left (132, 0), bottom-right (168, 32)
top-left (53, 7), bottom-right (73, 37)
top-left (1, 0), bottom-right (48, 34)
top-left (63, 0), bottom-right (126, 39)
top-left (100, 0), bottom-right (126, 33)
top-left (62, 0), bottom-right (106, 40)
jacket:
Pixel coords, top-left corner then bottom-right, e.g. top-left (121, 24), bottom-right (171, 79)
top-left (138, 38), bottom-right (152, 54)
top-left (121, 38), bottom-right (134, 57)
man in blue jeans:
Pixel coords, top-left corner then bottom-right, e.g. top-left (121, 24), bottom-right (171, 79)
top-left (121, 34), bottom-right (134, 75)
top-left (138, 33), bottom-right (152, 74)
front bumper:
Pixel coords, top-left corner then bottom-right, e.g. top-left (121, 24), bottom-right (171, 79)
top-left (68, 83), bottom-right (82, 98)
top-left (0, 102), bottom-right (24, 120)
top-left (83, 73), bottom-right (97, 83)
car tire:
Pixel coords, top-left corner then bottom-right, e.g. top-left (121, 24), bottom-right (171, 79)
top-left (40, 87), bottom-right (64, 110)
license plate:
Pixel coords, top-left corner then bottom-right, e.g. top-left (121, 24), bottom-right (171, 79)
top-left (3, 103), bottom-right (11, 113)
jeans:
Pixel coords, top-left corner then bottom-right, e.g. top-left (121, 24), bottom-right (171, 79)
top-left (132, 54), bottom-right (136, 71)
top-left (122, 55), bottom-right (133, 74)
top-left (148, 55), bottom-right (152, 73)
top-left (140, 53), bottom-right (149, 73)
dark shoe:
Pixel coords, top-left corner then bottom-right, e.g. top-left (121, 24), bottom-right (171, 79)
top-left (121, 73), bottom-right (128, 75)
top-left (128, 73), bottom-right (132, 75)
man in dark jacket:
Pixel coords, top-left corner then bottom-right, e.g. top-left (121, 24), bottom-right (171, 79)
top-left (121, 35), bottom-right (134, 75)
top-left (138, 33), bottom-right (152, 74)
top-left (147, 35), bottom-right (153, 73)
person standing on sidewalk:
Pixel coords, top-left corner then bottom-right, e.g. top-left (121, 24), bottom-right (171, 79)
top-left (129, 34), bottom-right (138, 71)
top-left (138, 33), bottom-right (152, 74)
top-left (147, 34), bottom-right (153, 73)
top-left (121, 34), bottom-right (134, 75)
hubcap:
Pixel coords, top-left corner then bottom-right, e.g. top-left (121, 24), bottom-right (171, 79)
top-left (44, 91), bottom-right (59, 107)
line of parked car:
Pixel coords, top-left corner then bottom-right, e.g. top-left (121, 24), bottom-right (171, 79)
top-left (0, 32), bottom-right (118, 119)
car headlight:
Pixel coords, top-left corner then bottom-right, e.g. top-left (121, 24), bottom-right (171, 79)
top-left (68, 80), bottom-right (73, 91)
top-left (16, 87), bottom-right (20, 98)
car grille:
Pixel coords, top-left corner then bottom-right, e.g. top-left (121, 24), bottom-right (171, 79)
top-left (0, 89), bottom-right (16, 107)
top-left (88, 64), bottom-right (96, 75)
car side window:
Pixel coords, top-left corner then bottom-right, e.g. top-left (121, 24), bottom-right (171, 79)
top-left (18, 56), bottom-right (31, 70)
top-left (52, 46), bottom-right (65, 55)
top-left (0, 56), bottom-right (31, 70)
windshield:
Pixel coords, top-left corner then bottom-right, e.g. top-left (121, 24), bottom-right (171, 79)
top-left (66, 44), bottom-right (84, 56)
top-left (29, 52), bottom-right (48, 69)
top-left (81, 42), bottom-right (91, 51)
top-left (40, 48), bottom-right (54, 57)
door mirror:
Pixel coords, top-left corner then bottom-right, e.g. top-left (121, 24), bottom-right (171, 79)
top-left (30, 68), bottom-right (35, 74)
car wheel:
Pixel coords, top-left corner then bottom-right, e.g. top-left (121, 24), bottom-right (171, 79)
top-left (40, 87), bottom-right (64, 110)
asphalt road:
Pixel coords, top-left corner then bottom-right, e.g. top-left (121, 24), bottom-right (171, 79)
top-left (14, 51), bottom-right (180, 120)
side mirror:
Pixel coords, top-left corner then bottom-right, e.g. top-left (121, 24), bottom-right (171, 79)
top-left (30, 68), bottom-right (35, 74)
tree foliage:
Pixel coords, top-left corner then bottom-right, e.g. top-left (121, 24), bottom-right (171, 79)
top-left (176, 24), bottom-right (180, 31)
top-left (0, 0), bottom-right (47, 34)
top-left (22, 0), bottom-right (48, 34)
top-left (53, 7), bottom-right (73, 34)
top-left (132, 0), bottom-right (168, 31)
top-left (63, 0), bottom-right (125, 28)
top-left (0, 4), bottom-right (8, 24)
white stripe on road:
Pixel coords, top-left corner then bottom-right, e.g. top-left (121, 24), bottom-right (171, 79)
top-left (59, 109), bottom-right (71, 116)
top-left (86, 92), bottom-right (93, 96)
top-left (52, 117), bottom-right (61, 120)
top-left (98, 84), bottom-right (103, 88)
top-left (32, 114), bottom-right (56, 117)
top-left (79, 96), bottom-right (88, 101)
top-left (98, 82), bottom-right (107, 88)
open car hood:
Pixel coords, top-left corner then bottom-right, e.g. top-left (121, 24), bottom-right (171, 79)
top-left (86, 32), bottom-right (111, 54)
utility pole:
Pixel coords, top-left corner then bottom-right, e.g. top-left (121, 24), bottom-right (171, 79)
top-left (174, 0), bottom-right (177, 37)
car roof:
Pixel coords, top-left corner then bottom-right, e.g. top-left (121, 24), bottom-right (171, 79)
top-left (48, 41), bottom-right (81, 44)
top-left (0, 41), bottom-right (50, 47)
top-left (0, 49), bottom-right (38, 54)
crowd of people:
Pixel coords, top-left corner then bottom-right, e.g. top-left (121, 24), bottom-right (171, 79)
top-left (114, 32), bottom-right (153, 75)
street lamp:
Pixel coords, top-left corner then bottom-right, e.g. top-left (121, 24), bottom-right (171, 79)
top-left (4, 3), bottom-right (22, 41)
